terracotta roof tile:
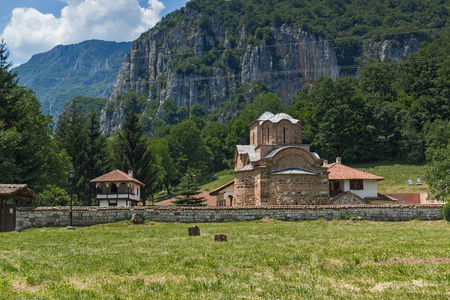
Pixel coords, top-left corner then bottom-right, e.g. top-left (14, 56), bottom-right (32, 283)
top-left (90, 170), bottom-right (145, 186)
top-left (157, 191), bottom-right (217, 206)
top-left (209, 180), bottom-right (235, 196)
top-left (324, 163), bottom-right (384, 181)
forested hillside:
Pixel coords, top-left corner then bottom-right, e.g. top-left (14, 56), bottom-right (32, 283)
top-left (101, 0), bottom-right (448, 133)
top-left (2, 0), bottom-right (448, 204)
top-left (13, 40), bottom-right (131, 118)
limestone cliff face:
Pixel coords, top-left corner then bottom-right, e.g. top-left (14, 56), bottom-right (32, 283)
top-left (364, 38), bottom-right (419, 62)
top-left (100, 8), bottom-right (417, 133)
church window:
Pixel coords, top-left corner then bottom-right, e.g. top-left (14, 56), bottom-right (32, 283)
top-left (283, 127), bottom-right (286, 144)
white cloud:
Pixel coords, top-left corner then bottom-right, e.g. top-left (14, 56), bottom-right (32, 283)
top-left (2, 0), bottom-right (164, 64)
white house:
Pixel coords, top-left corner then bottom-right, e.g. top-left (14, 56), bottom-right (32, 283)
top-left (90, 170), bottom-right (145, 207)
top-left (323, 158), bottom-right (396, 204)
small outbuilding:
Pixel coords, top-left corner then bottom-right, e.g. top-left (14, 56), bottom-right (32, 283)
top-left (0, 184), bottom-right (37, 232)
top-left (90, 170), bottom-right (145, 207)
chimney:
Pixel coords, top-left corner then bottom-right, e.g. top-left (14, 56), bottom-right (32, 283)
top-left (128, 170), bottom-right (133, 178)
top-left (323, 160), bottom-right (328, 166)
top-left (336, 157), bottom-right (341, 164)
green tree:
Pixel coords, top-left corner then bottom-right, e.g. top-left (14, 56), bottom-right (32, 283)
top-left (54, 100), bottom-right (90, 203)
top-left (203, 121), bottom-right (229, 172)
top-left (172, 170), bottom-right (206, 206)
top-left (112, 109), bottom-right (159, 203)
top-left (166, 119), bottom-right (212, 176)
top-left (150, 137), bottom-right (177, 194)
top-left (290, 77), bottom-right (371, 161)
top-left (425, 144), bottom-right (450, 203)
top-left (0, 40), bottom-right (70, 192)
top-left (81, 111), bottom-right (112, 205)
top-left (35, 185), bottom-right (72, 207)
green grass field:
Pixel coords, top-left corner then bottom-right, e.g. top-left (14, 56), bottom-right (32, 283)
top-left (1, 219), bottom-right (449, 299)
top-left (348, 161), bottom-right (429, 194)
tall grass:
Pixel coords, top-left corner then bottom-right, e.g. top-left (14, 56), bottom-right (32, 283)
top-left (1, 219), bottom-right (449, 299)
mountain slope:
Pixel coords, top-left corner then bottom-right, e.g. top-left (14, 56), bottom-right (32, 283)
top-left (13, 40), bottom-right (131, 118)
top-left (100, 0), bottom-right (448, 134)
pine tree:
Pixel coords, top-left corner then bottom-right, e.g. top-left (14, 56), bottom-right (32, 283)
top-left (81, 111), bottom-right (111, 205)
top-left (0, 40), bottom-right (70, 192)
top-left (172, 169), bottom-right (206, 206)
top-left (54, 100), bottom-right (89, 203)
top-left (112, 109), bottom-right (159, 203)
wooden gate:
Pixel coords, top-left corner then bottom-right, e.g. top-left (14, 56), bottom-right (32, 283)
top-left (0, 201), bottom-right (16, 232)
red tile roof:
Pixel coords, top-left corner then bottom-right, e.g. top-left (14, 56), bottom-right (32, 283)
top-left (209, 180), bottom-right (235, 196)
top-left (324, 163), bottom-right (384, 181)
top-left (90, 170), bottom-right (145, 186)
top-left (157, 191), bottom-right (217, 206)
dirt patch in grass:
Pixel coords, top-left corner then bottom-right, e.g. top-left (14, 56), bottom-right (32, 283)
top-left (371, 279), bottom-right (436, 292)
top-left (12, 282), bottom-right (43, 293)
top-left (258, 216), bottom-right (277, 223)
top-left (372, 257), bottom-right (450, 265)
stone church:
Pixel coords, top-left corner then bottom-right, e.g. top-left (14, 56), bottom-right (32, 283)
top-left (233, 112), bottom-right (329, 206)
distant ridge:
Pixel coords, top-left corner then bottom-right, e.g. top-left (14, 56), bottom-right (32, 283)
top-left (13, 40), bottom-right (131, 118)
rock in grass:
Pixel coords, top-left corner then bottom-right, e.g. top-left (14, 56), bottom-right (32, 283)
top-left (214, 233), bottom-right (227, 242)
top-left (131, 213), bottom-right (145, 224)
top-left (188, 225), bottom-right (200, 236)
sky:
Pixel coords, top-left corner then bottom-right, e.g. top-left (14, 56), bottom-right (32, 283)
top-left (0, 0), bottom-right (188, 66)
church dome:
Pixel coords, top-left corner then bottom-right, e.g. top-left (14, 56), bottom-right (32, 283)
top-left (271, 113), bottom-right (300, 124)
top-left (257, 111), bottom-right (275, 121)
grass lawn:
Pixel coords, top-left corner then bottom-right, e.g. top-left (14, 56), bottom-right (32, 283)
top-left (1, 219), bottom-right (450, 299)
top-left (348, 161), bottom-right (429, 194)
top-left (200, 169), bottom-right (235, 192)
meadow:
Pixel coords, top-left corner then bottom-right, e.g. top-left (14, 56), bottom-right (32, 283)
top-left (1, 219), bottom-right (449, 299)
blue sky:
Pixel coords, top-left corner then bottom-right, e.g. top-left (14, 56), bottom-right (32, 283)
top-left (0, 0), bottom-right (187, 65)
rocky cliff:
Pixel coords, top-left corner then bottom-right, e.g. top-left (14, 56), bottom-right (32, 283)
top-left (100, 6), bottom-right (421, 134)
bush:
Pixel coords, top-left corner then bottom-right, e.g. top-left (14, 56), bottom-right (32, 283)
top-left (443, 202), bottom-right (450, 222)
top-left (35, 185), bottom-right (79, 207)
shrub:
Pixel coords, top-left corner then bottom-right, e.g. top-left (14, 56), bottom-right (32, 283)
top-left (35, 185), bottom-right (79, 207)
top-left (443, 202), bottom-right (450, 222)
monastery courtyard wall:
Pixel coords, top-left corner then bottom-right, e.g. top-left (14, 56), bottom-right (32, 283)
top-left (16, 205), bottom-right (444, 230)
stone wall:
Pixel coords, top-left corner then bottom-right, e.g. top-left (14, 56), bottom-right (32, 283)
top-left (15, 205), bottom-right (444, 230)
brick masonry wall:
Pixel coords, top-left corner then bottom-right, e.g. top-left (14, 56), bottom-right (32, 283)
top-left (15, 205), bottom-right (444, 230)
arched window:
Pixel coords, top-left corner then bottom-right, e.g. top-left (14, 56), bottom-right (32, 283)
top-left (110, 183), bottom-right (118, 194)
top-left (267, 127), bottom-right (270, 144)
top-left (283, 127), bottom-right (286, 144)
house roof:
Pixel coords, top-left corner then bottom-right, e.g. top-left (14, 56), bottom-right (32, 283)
top-left (0, 184), bottom-right (38, 200)
top-left (269, 168), bottom-right (319, 175)
top-left (90, 170), bottom-right (145, 186)
top-left (209, 180), bottom-right (235, 196)
top-left (324, 163), bottom-right (384, 181)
